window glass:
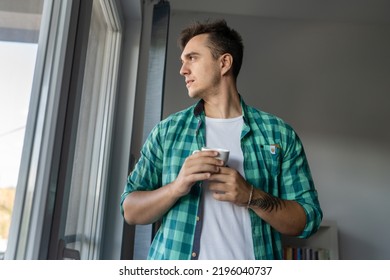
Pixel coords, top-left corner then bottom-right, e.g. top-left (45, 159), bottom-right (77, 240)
top-left (0, 0), bottom-right (43, 259)
top-left (63, 0), bottom-right (121, 259)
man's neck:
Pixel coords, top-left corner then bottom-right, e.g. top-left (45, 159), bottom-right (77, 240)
top-left (203, 88), bottom-right (241, 119)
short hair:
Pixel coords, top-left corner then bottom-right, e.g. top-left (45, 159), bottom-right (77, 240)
top-left (179, 19), bottom-right (244, 79)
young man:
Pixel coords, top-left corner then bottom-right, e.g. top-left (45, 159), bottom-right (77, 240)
top-left (121, 19), bottom-right (322, 260)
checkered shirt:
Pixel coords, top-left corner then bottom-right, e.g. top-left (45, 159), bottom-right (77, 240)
top-left (121, 97), bottom-right (322, 260)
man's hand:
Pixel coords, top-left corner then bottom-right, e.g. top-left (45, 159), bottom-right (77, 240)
top-left (207, 167), bottom-right (252, 206)
top-left (207, 166), bottom-right (306, 235)
top-left (170, 150), bottom-right (225, 198)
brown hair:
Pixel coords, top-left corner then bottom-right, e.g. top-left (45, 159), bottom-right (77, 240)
top-left (179, 19), bottom-right (244, 79)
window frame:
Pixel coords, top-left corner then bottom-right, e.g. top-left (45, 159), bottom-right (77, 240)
top-left (5, 0), bottom-right (123, 260)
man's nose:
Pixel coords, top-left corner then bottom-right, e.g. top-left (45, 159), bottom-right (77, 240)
top-left (180, 62), bottom-right (189, 76)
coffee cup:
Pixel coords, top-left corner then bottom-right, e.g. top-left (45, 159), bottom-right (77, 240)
top-left (201, 147), bottom-right (230, 165)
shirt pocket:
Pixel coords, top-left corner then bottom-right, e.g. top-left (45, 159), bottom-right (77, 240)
top-left (260, 144), bottom-right (282, 177)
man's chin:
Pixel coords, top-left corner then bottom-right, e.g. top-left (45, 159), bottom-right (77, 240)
top-left (187, 91), bottom-right (199, 99)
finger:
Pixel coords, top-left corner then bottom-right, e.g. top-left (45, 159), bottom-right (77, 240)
top-left (186, 155), bottom-right (224, 171)
top-left (201, 150), bottom-right (219, 157)
top-left (208, 173), bottom-right (226, 182)
top-left (186, 172), bottom-right (212, 183)
top-left (213, 166), bottom-right (233, 174)
top-left (188, 150), bottom-right (223, 165)
top-left (185, 162), bottom-right (221, 175)
top-left (208, 182), bottom-right (228, 192)
top-left (212, 191), bottom-right (231, 202)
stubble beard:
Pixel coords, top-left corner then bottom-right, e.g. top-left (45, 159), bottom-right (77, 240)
top-left (187, 76), bottom-right (221, 101)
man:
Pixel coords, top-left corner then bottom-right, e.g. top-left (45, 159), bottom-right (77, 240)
top-left (121, 19), bottom-right (322, 260)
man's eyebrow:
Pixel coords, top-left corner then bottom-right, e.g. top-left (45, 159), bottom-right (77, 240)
top-left (181, 51), bottom-right (200, 60)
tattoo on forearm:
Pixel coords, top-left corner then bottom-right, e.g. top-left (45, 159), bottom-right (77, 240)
top-left (249, 193), bottom-right (285, 212)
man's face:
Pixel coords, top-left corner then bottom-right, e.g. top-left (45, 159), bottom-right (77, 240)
top-left (180, 34), bottom-right (221, 99)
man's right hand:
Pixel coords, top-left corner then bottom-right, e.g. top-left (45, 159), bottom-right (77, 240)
top-left (123, 150), bottom-right (224, 225)
top-left (170, 150), bottom-right (225, 198)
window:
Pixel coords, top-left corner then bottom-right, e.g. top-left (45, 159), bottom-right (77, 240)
top-left (61, 0), bottom-right (122, 259)
top-left (3, 0), bottom-right (122, 260)
top-left (0, 0), bottom-right (44, 259)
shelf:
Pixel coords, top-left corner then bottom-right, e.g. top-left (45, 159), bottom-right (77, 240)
top-left (281, 220), bottom-right (339, 260)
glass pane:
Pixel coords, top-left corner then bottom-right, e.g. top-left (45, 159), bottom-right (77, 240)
top-left (0, 0), bottom-right (43, 259)
top-left (64, 0), bottom-right (110, 259)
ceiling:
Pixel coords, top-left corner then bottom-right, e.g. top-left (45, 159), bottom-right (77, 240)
top-left (168, 0), bottom-right (390, 24)
top-left (0, 0), bottom-right (43, 31)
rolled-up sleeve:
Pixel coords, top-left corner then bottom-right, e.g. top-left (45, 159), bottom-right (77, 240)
top-left (280, 130), bottom-right (323, 238)
top-left (120, 124), bottom-right (163, 216)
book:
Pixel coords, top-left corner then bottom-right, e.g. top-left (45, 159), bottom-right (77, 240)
top-left (282, 246), bottom-right (330, 260)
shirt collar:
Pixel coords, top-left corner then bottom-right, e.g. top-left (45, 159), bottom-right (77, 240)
top-left (192, 94), bottom-right (251, 140)
top-left (193, 99), bottom-right (205, 117)
top-left (193, 95), bottom-right (250, 123)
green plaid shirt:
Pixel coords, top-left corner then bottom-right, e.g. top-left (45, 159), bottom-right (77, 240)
top-left (121, 97), bottom-right (322, 260)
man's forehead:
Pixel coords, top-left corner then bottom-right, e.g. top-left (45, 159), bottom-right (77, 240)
top-left (180, 34), bottom-right (210, 57)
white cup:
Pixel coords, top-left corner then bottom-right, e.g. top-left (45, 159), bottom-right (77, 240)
top-left (201, 147), bottom-right (230, 165)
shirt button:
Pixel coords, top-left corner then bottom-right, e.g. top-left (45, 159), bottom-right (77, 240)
top-left (192, 252), bottom-right (197, 258)
top-left (196, 216), bottom-right (200, 221)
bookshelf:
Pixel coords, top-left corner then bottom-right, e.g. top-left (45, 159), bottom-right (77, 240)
top-left (281, 220), bottom-right (339, 260)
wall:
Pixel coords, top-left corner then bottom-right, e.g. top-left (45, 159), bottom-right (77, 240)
top-left (163, 11), bottom-right (390, 259)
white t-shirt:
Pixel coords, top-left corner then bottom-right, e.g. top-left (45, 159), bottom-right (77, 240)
top-left (198, 116), bottom-right (255, 260)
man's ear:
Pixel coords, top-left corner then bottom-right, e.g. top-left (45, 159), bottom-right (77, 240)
top-left (220, 53), bottom-right (233, 76)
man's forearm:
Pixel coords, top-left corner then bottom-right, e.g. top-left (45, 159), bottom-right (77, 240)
top-left (123, 182), bottom-right (180, 225)
top-left (248, 189), bottom-right (306, 236)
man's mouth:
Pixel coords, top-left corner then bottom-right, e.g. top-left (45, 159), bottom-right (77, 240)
top-left (186, 79), bottom-right (194, 87)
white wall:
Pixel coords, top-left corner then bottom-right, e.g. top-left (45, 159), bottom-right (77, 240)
top-left (163, 11), bottom-right (390, 259)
